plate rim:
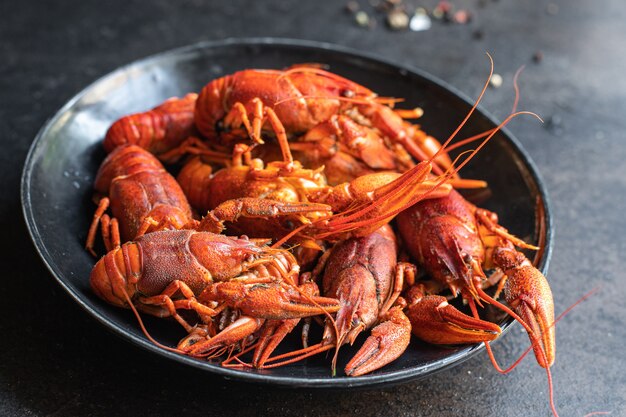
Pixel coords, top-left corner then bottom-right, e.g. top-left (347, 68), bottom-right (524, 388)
top-left (20, 37), bottom-right (553, 388)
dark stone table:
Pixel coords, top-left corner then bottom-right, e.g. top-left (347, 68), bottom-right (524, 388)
top-left (2, 0), bottom-right (624, 415)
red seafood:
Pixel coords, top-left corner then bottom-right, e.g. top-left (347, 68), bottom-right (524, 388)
top-left (396, 189), bottom-right (555, 367)
top-left (86, 145), bottom-right (195, 255)
top-left (194, 68), bottom-right (453, 174)
top-left (103, 94), bottom-right (201, 162)
top-left (90, 229), bottom-right (340, 335)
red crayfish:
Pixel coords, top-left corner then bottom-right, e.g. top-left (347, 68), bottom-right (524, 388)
top-left (85, 144), bottom-right (196, 256)
top-left (83, 59), bottom-right (562, 416)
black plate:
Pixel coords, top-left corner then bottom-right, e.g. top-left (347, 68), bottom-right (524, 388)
top-left (21, 38), bottom-right (552, 389)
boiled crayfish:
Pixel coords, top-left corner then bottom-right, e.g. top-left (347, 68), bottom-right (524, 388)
top-left (84, 59), bottom-right (559, 416)
top-left (90, 229), bottom-right (340, 336)
top-left (104, 93), bottom-right (200, 162)
top-left (85, 144), bottom-right (196, 256)
top-left (194, 68), bottom-right (454, 176)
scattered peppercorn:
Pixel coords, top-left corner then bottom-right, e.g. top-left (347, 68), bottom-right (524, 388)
top-left (410, 8), bottom-right (432, 32)
top-left (345, 0), bottom-right (486, 33)
top-left (355, 11), bottom-right (371, 27)
top-left (387, 8), bottom-right (410, 30)
top-left (489, 73), bottom-right (503, 88)
top-left (453, 10), bottom-right (472, 24)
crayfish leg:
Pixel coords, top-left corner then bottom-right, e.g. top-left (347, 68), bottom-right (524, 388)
top-left (252, 318), bottom-right (300, 368)
top-left (100, 214), bottom-right (121, 253)
top-left (137, 280), bottom-right (218, 333)
top-left (85, 197), bottom-right (110, 256)
top-left (157, 136), bottom-right (230, 165)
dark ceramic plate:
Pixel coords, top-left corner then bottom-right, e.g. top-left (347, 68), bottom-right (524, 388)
top-left (21, 38), bottom-right (552, 388)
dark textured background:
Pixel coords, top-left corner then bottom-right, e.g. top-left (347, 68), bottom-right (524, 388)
top-left (2, 0), bottom-right (625, 416)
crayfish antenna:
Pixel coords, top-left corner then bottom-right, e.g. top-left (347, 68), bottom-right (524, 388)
top-left (429, 52), bottom-right (495, 163)
top-left (443, 63), bottom-right (526, 154)
top-left (121, 286), bottom-right (185, 355)
top-left (468, 297), bottom-right (559, 417)
top-left (473, 287), bottom-right (598, 417)
top-left (310, 110), bottom-right (542, 242)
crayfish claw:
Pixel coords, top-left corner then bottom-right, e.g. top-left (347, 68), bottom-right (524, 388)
top-left (272, 290), bottom-right (341, 318)
top-left (344, 307), bottom-right (411, 377)
top-left (493, 247), bottom-right (555, 368)
top-left (179, 316), bottom-right (263, 357)
top-left (405, 285), bottom-right (501, 345)
top-left (198, 198), bottom-right (332, 233)
top-left (203, 281), bottom-right (340, 320)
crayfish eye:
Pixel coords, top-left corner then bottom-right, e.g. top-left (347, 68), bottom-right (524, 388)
top-left (341, 89), bottom-right (355, 98)
top-left (216, 120), bottom-right (225, 132)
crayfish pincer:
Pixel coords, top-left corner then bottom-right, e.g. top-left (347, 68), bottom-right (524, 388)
top-left (396, 189), bottom-right (555, 367)
top-left (89, 229), bottom-right (340, 334)
top-left (260, 225), bottom-right (413, 376)
top-left (266, 224), bottom-right (499, 376)
top-left (492, 246), bottom-right (555, 367)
